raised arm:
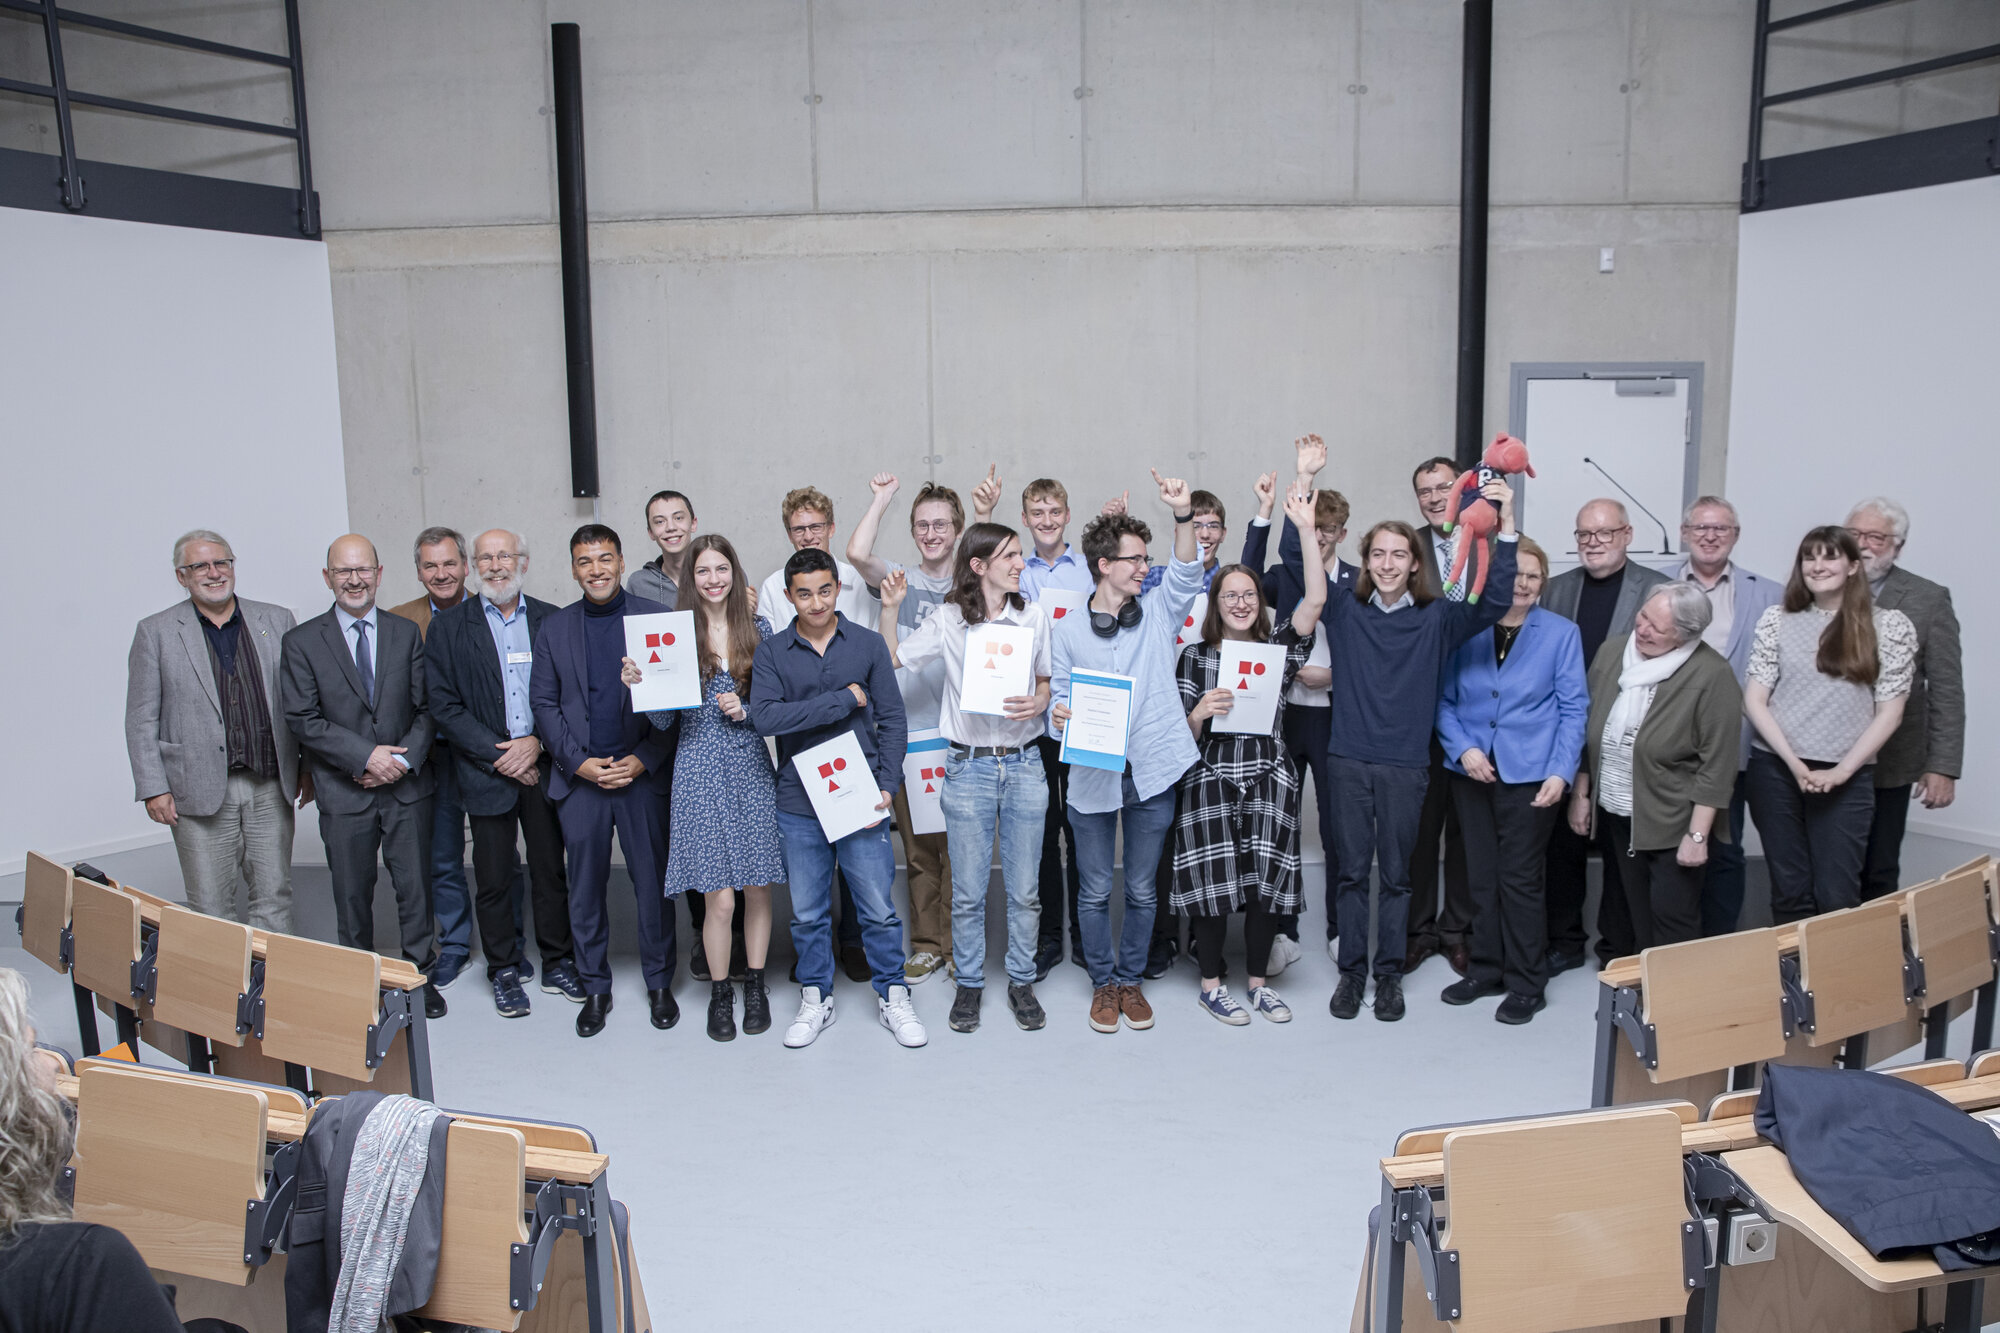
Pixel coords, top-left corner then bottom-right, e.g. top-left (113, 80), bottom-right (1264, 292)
top-left (1283, 482), bottom-right (1326, 635)
top-left (877, 569), bottom-right (908, 667)
top-left (969, 464), bottom-right (1002, 524)
top-left (1153, 467), bottom-right (1197, 564)
top-left (845, 471), bottom-right (899, 587)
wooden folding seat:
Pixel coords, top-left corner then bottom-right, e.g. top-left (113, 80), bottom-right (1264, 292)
top-left (258, 931), bottom-right (421, 1095)
top-left (1779, 895), bottom-right (1912, 1070)
top-left (1906, 868), bottom-right (1996, 1059)
top-left (1593, 929), bottom-right (1786, 1107)
top-left (19, 851), bottom-right (72, 974)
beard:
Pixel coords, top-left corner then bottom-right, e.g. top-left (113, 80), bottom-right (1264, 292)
top-left (480, 568), bottom-right (525, 603)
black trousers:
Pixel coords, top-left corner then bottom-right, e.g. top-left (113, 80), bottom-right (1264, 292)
top-left (320, 791), bottom-right (435, 972)
top-left (468, 775), bottom-right (574, 978)
top-left (1597, 811), bottom-right (1702, 952)
top-left (1151, 787), bottom-right (1185, 947)
top-left (1034, 735), bottom-right (1082, 946)
top-left (1861, 780), bottom-right (1912, 901)
top-left (1451, 774), bottom-right (1558, 999)
top-left (1546, 815), bottom-right (1632, 964)
top-left (1406, 738), bottom-right (1472, 950)
top-left (1282, 703), bottom-right (1333, 942)
top-left (1190, 901), bottom-right (1280, 980)
top-left (1746, 750), bottom-right (1873, 923)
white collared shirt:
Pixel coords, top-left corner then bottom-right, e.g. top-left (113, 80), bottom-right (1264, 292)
top-left (1369, 588), bottom-right (1416, 613)
top-left (1679, 559), bottom-right (1736, 654)
top-left (895, 599), bottom-right (1053, 748)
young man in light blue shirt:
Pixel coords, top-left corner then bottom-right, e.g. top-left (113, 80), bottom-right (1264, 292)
top-left (1051, 469), bottom-right (1202, 1034)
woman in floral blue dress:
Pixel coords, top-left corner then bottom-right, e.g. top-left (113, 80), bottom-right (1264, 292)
top-left (625, 534), bottom-right (784, 1041)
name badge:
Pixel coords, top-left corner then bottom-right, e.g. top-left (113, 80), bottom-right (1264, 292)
top-left (507, 651), bottom-right (533, 665)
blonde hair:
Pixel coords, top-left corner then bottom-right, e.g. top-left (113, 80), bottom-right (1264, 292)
top-left (0, 969), bottom-right (73, 1240)
top-left (780, 486), bottom-right (835, 530)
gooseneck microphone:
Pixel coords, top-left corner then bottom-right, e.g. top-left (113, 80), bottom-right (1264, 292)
top-left (1581, 456), bottom-right (1674, 555)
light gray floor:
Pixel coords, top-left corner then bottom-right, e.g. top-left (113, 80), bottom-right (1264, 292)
top-left (4, 832), bottom-right (1992, 1331)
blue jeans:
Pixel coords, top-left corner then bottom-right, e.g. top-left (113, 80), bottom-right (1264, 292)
top-left (1068, 774), bottom-right (1177, 988)
top-left (430, 752), bottom-right (472, 961)
top-left (775, 809), bottom-right (906, 999)
top-left (940, 747), bottom-right (1048, 988)
top-left (1330, 755), bottom-right (1429, 981)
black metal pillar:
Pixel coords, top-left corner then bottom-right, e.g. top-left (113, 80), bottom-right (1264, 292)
top-left (1452, 0), bottom-right (1493, 471)
top-left (551, 23), bottom-right (600, 499)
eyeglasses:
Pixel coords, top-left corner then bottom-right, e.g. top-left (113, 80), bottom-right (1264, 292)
top-left (1682, 523), bottom-right (1738, 537)
top-left (1573, 527), bottom-right (1631, 546)
top-left (1415, 484), bottom-right (1455, 501)
top-left (912, 520), bottom-right (957, 536)
top-left (1845, 527), bottom-right (1899, 550)
top-left (474, 552), bottom-right (521, 566)
top-left (1216, 591), bottom-right (1260, 608)
top-left (788, 521), bottom-right (831, 540)
top-left (1191, 521), bottom-right (1225, 536)
top-left (328, 566), bottom-right (378, 579)
top-left (1101, 554), bottom-right (1149, 569)
top-left (178, 559), bottom-right (235, 576)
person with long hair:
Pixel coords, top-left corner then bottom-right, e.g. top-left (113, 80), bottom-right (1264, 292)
top-left (1172, 483), bottom-right (1326, 1025)
top-left (1743, 526), bottom-right (1916, 922)
top-left (0, 969), bottom-right (203, 1330)
top-left (881, 522), bottom-right (1054, 1033)
top-left (625, 534), bottom-right (784, 1040)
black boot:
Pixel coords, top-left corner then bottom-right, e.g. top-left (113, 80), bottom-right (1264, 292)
top-left (648, 987), bottom-right (680, 1030)
top-left (576, 993), bottom-right (612, 1038)
top-left (707, 980), bottom-right (736, 1042)
top-left (741, 968), bottom-right (772, 1036)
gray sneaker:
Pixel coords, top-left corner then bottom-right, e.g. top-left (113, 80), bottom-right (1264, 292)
top-left (948, 985), bottom-right (981, 1033)
top-left (1006, 982), bottom-right (1046, 1030)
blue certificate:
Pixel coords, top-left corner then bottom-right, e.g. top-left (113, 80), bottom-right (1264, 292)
top-left (1059, 669), bottom-right (1135, 773)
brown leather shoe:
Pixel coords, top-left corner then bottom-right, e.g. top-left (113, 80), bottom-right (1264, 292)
top-left (1403, 938), bottom-right (1436, 975)
top-left (1445, 943), bottom-right (1471, 977)
top-left (1119, 983), bottom-right (1155, 1030)
top-left (1089, 984), bottom-right (1121, 1034)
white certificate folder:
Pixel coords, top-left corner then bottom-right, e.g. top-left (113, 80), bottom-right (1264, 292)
top-left (958, 623), bottom-right (1035, 716)
top-left (1209, 642), bottom-right (1289, 736)
top-left (623, 611), bottom-right (701, 711)
top-left (790, 731), bottom-right (887, 843)
top-left (1058, 670), bottom-right (1135, 773)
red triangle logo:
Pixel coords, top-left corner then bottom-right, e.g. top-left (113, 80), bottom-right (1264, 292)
top-left (925, 782), bottom-right (936, 793)
top-left (983, 657), bottom-right (997, 670)
top-left (649, 651), bottom-right (661, 663)
top-left (1237, 677), bottom-right (1250, 690)
top-left (827, 779), bottom-right (840, 793)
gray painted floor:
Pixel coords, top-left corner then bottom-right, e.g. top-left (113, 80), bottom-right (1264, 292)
top-left (4, 833), bottom-right (1991, 1331)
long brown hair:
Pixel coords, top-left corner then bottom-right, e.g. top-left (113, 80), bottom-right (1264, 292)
top-left (1353, 520), bottom-right (1434, 606)
top-left (1199, 565), bottom-right (1271, 647)
top-left (675, 534), bottom-right (761, 691)
top-left (947, 523), bottom-right (1025, 627)
top-left (1781, 525), bottom-right (1879, 686)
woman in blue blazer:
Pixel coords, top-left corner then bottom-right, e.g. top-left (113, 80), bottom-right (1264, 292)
top-left (1433, 537), bottom-right (1587, 1022)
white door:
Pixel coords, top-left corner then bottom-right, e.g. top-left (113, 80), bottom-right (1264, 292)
top-left (1519, 375), bottom-right (1692, 573)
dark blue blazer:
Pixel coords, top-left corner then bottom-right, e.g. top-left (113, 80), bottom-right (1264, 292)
top-left (1244, 519), bottom-right (1359, 621)
top-left (529, 594), bottom-right (675, 801)
top-left (427, 593), bottom-right (559, 816)
top-left (1435, 606), bottom-right (1588, 785)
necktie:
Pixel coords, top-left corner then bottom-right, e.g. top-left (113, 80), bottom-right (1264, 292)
top-left (354, 619), bottom-right (375, 705)
top-left (1441, 535), bottom-right (1466, 602)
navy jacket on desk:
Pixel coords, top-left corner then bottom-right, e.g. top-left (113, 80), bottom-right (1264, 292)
top-left (529, 593), bottom-right (674, 801)
top-left (1756, 1061), bottom-right (2000, 1270)
top-left (1243, 518), bottom-right (1359, 620)
top-left (427, 593), bottom-right (558, 816)
top-left (748, 612), bottom-right (906, 821)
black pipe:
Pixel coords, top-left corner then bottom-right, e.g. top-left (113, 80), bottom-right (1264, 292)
top-left (551, 23), bottom-right (599, 499)
top-left (1453, 0), bottom-right (1493, 472)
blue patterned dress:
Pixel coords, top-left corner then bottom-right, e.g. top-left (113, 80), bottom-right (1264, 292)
top-left (646, 617), bottom-right (784, 897)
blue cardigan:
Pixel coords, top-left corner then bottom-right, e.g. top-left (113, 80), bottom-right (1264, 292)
top-left (1436, 606), bottom-right (1589, 785)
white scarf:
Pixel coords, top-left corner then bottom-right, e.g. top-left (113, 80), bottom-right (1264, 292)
top-left (1604, 633), bottom-right (1698, 745)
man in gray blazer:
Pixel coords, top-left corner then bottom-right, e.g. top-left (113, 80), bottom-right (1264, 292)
top-left (126, 530), bottom-right (309, 931)
top-left (1541, 498), bottom-right (1669, 968)
top-left (281, 533), bottom-right (445, 1018)
top-left (1676, 497), bottom-right (1783, 935)
top-left (1849, 498), bottom-right (1964, 899)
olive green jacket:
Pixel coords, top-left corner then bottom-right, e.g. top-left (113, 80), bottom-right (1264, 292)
top-left (1581, 636), bottom-right (1743, 852)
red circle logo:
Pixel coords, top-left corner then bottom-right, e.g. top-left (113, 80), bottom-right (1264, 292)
top-left (1000, 643), bottom-right (1014, 656)
top-left (1184, 615), bottom-right (1195, 627)
top-left (832, 757), bottom-right (847, 771)
top-left (1252, 662), bottom-right (1267, 675)
top-left (662, 632), bottom-right (675, 646)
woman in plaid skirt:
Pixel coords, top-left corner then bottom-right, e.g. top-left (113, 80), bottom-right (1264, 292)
top-left (1172, 483), bottom-right (1326, 1025)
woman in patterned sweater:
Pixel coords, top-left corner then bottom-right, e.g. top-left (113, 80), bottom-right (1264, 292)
top-left (1170, 484), bottom-right (1326, 1026)
top-left (1744, 526), bottom-right (1916, 922)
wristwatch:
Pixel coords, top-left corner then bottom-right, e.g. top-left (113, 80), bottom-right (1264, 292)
top-left (1686, 830), bottom-right (1707, 844)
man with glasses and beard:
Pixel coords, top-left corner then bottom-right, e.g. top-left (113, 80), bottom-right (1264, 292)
top-left (280, 534), bottom-right (446, 1019)
top-left (425, 529), bottom-right (582, 1018)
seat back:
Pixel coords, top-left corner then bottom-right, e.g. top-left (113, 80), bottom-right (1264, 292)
top-left (1796, 896), bottom-right (1908, 1047)
top-left (1641, 927), bottom-right (1786, 1082)
top-left (151, 904), bottom-right (254, 1048)
top-left (418, 1120), bottom-right (531, 1330)
top-left (70, 1062), bottom-right (269, 1285)
top-left (20, 851), bottom-right (71, 974)
top-left (1907, 869), bottom-right (1994, 1007)
top-left (67, 876), bottom-right (140, 1006)
top-left (259, 931), bottom-right (383, 1082)
top-left (1394, 1101), bottom-right (1698, 1156)
top-left (1440, 1105), bottom-right (1694, 1333)
top-left (74, 1055), bottom-right (309, 1116)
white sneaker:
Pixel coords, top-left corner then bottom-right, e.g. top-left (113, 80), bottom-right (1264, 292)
top-left (904, 950), bottom-right (944, 983)
top-left (783, 987), bottom-right (836, 1049)
top-left (1266, 934), bottom-right (1303, 977)
top-left (1327, 936), bottom-right (1340, 964)
top-left (877, 984), bottom-right (928, 1047)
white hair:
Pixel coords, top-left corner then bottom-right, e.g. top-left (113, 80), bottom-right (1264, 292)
top-left (1576, 498), bottom-right (1630, 526)
top-left (1681, 495), bottom-right (1739, 526)
top-left (1847, 496), bottom-right (1909, 542)
top-left (1647, 581), bottom-right (1715, 646)
top-left (0, 969), bottom-right (74, 1239)
top-left (171, 529), bottom-right (232, 568)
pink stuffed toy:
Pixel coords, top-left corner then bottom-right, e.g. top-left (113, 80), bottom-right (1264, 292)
top-left (1439, 432), bottom-right (1534, 603)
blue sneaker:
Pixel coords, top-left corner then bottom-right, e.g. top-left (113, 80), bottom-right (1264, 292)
top-left (540, 958), bottom-right (586, 1003)
top-left (1196, 984), bottom-right (1251, 1026)
top-left (491, 968), bottom-right (531, 1019)
top-left (517, 954), bottom-right (534, 983)
top-left (431, 952), bottom-right (469, 990)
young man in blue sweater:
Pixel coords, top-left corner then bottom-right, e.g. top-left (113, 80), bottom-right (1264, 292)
top-left (1287, 447), bottom-right (1517, 1021)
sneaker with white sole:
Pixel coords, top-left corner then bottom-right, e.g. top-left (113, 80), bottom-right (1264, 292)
top-left (1326, 936), bottom-right (1340, 964)
top-left (877, 984), bottom-right (928, 1047)
top-left (782, 987), bottom-right (836, 1049)
top-left (1248, 985), bottom-right (1293, 1023)
top-left (1265, 934), bottom-right (1303, 977)
top-left (1197, 984), bottom-right (1251, 1026)
top-left (904, 950), bottom-right (944, 984)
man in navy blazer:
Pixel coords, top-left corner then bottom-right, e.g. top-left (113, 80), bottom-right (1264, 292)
top-left (529, 524), bottom-right (677, 1038)
top-left (1676, 497), bottom-right (1783, 936)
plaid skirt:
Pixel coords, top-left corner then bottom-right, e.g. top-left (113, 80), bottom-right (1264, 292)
top-left (1167, 734), bottom-right (1303, 917)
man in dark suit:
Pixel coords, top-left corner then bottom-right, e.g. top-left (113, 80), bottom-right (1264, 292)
top-left (279, 533), bottom-right (445, 1018)
top-left (530, 523), bottom-right (678, 1038)
top-left (1540, 498), bottom-right (1668, 968)
top-left (1848, 498), bottom-right (1964, 898)
top-left (427, 528), bottom-right (579, 1019)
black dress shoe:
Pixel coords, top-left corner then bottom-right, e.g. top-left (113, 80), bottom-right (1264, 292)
top-left (1402, 939), bottom-right (1437, 975)
top-left (1441, 975), bottom-right (1506, 1006)
top-left (706, 981), bottom-right (736, 1042)
top-left (1496, 991), bottom-right (1547, 1025)
top-left (423, 983), bottom-right (448, 1019)
top-left (576, 993), bottom-right (612, 1038)
top-left (1445, 943), bottom-right (1472, 978)
top-left (648, 986), bottom-right (680, 1030)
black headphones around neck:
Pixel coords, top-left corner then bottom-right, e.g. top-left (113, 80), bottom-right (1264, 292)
top-left (1088, 598), bottom-right (1144, 638)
